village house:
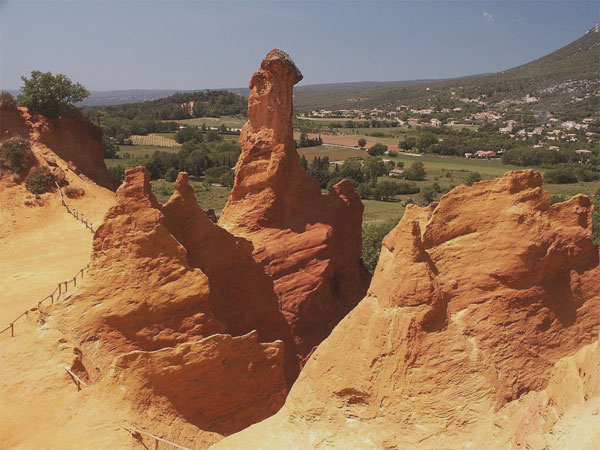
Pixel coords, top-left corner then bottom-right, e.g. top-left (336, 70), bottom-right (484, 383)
top-left (474, 150), bottom-right (497, 158)
top-left (388, 168), bottom-right (405, 177)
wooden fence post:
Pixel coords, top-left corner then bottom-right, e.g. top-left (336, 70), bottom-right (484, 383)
top-left (10, 323), bottom-right (14, 337)
top-left (58, 283), bottom-right (62, 296)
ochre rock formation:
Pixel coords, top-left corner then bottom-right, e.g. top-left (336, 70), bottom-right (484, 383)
top-left (161, 172), bottom-right (298, 383)
top-left (213, 170), bottom-right (600, 449)
top-left (219, 49), bottom-right (370, 361)
top-left (109, 331), bottom-right (286, 436)
top-left (0, 102), bottom-right (118, 190)
top-left (53, 167), bottom-right (289, 443)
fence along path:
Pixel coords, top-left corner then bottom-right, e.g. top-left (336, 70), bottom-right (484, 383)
top-left (56, 182), bottom-right (97, 233)
top-left (3, 185), bottom-right (193, 449)
top-left (0, 184), bottom-right (97, 338)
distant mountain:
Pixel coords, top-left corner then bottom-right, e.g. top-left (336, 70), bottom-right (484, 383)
top-left (291, 24), bottom-right (600, 115)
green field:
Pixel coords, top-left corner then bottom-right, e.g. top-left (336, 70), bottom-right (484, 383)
top-left (362, 200), bottom-right (405, 224)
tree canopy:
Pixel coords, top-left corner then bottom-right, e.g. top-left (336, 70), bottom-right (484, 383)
top-left (18, 71), bottom-right (89, 117)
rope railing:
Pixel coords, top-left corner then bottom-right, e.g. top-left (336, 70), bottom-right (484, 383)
top-left (64, 366), bottom-right (89, 391)
top-left (55, 182), bottom-right (96, 233)
top-left (0, 262), bottom-right (91, 338)
top-left (124, 425), bottom-right (191, 450)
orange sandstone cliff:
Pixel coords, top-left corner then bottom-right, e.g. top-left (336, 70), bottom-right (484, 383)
top-left (51, 167), bottom-right (289, 441)
top-left (214, 170), bottom-right (600, 450)
top-left (0, 102), bottom-right (118, 190)
top-left (219, 49), bottom-right (370, 362)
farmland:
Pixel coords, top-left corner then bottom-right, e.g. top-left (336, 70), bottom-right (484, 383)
top-left (173, 116), bottom-right (246, 129)
top-left (130, 134), bottom-right (181, 147)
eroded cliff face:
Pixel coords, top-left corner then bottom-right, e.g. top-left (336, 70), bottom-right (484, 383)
top-left (53, 167), bottom-right (289, 444)
top-left (213, 170), bottom-right (600, 450)
top-left (219, 49), bottom-right (370, 361)
top-left (0, 103), bottom-right (118, 190)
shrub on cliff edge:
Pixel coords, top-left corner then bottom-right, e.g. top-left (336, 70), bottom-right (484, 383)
top-left (25, 166), bottom-right (55, 194)
top-left (0, 137), bottom-right (32, 173)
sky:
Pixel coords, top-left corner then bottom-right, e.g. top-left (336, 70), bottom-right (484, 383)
top-left (1, 0), bottom-right (598, 91)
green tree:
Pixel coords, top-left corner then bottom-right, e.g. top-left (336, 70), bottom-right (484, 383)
top-left (416, 133), bottom-right (438, 152)
top-left (358, 138), bottom-right (367, 148)
top-left (18, 71), bottom-right (89, 117)
top-left (102, 136), bottom-right (120, 159)
top-left (365, 158), bottom-right (388, 187)
top-left (399, 136), bottom-right (416, 150)
top-left (165, 167), bottom-right (178, 182)
top-left (405, 162), bottom-right (426, 181)
top-left (420, 185), bottom-right (436, 205)
top-left (368, 143), bottom-right (388, 156)
top-left (374, 181), bottom-right (398, 201)
top-left (361, 220), bottom-right (398, 273)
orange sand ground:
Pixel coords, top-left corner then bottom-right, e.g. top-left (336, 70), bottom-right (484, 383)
top-left (0, 182), bottom-right (114, 325)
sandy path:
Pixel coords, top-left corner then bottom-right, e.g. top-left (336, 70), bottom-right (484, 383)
top-left (0, 182), bottom-right (114, 325)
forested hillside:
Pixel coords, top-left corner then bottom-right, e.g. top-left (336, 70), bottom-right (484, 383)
top-left (95, 90), bottom-right (247, 120)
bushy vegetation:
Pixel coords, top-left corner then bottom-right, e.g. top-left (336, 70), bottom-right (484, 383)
top-left (204, 165), bottom-right (234, 187)
top-left (95, 115), bottom-right (178, 144)
top-left (502, 147), bottom-right (597, 167)
top-left (102, 136), bottom-right (120, 158)
top-left (368, 143), bottom-right (388, 156)
top-left (544, 168), bottom-right (579, 184)
top-left (296, 133), bottom-right (323, 148)
top-left (64, 186), bottom-right (85, 198)
top-left (144, 139), bottom-right (240, 180)
top-left (0, 91), bottom-right (17, 107)
top-left (18, 71), bottom-right (89, 117)
top-left (0, 137), bottom-right (32, 173)
top-left (176, 127), bottom-right (221, 144)
top-left (361, 219), bottom-right (398, 273)
top-left (465, 171), bottom-right (482, 186)
top-left (25, 166), bottom-right (55, 194)
top-left (404, 162), bottom-right (426, 181)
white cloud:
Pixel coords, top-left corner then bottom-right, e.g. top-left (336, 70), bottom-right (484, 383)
top-left (483, 12), bottom-right (494, 23)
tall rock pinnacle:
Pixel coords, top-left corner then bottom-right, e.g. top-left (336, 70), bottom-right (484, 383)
top-left (220, 49), bottom-right (371, 363)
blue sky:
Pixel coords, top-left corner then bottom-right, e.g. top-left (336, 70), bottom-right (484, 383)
top-left (1, 1), bottom-right (598, 91)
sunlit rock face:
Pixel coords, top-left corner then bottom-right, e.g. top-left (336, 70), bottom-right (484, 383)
top-left (213, 170), bottom-right (600, 450)
top-left (219, 49), bottom-right (370, 364)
